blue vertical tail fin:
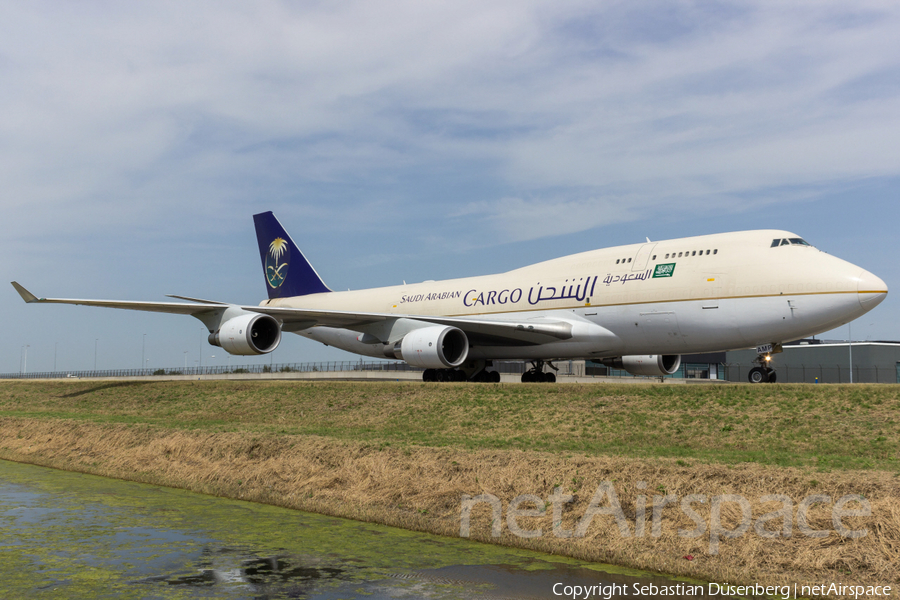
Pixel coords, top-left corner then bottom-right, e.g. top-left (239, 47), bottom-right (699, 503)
top-left (253, 211), bottom-right (331, 299)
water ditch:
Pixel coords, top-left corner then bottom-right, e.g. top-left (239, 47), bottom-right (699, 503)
top-left (0, 459), bottom-right (740, 599)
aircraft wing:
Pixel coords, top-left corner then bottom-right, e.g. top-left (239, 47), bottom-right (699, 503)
top-left (11, 282), bottom-right (225, 316)
top-left (244, 304), bottom-right (574, 344)
top-left (12, 282), bottom-right (572, 345)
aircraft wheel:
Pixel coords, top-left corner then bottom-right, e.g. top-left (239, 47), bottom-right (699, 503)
top-left (767, 369), bottom-right (777, 383)
top-left (490, 370), bottom-right (501, 383)
top-left (423, 369), bottom-right (436, 382)
top-left (748, 367), bottom-right (769, 384)
top-left (544, 372), bottom-right (556, 383)
top-left (521, 371), bottom-right (533, 383)
top-left (454, 369), bottom-right (467, 382)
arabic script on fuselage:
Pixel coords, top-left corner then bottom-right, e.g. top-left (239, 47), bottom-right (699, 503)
top-left (396, 270), bottom-right (654, 308)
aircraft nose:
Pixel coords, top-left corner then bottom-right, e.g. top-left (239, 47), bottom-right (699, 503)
top-left (857, 268), bottom-right (888, 309)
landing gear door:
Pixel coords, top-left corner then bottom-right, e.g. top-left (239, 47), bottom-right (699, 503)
top-left (632, 243), bottom-right (657, 272)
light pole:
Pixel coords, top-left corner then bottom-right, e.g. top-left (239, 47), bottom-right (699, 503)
top-left (184, 351), bottom-right (188, 369)
top-left (22, 345), bottom-right (30, 374)
top-left (94, 339), bottom-right (98, 371)
top-left (849, 322), bottom-right (853, 384)
top-left (142, 334), bottom-right (146, 373)
top-left (54, 342), bottom-right (58, 372)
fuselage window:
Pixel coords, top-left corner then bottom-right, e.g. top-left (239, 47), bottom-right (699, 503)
top-left (678, 252), bottom-right (683, 257)
top-left (713, 249), bottom-right (718, 254)
top-left (652, 255), bottom-right (657, 260)
top-left (789, 238), bottom-right (811, 246)
top-left (771, 239), bottom-right (781, 248)
top-left (705, 249), bottom-right (710, 255)
top-left (692, 251), bottom-right (696, 256)
top-left (616, 259), bottom-right (620, 264)
top-left (627, 258), bottom-right (632, 263)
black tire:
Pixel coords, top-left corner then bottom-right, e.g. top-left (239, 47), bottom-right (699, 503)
top-left (423, 369), bottom-right (436, 382)
top-left (454, 369), bottom-right (467, 382)
top-left (748, 367), bottom-right (769, 384)
top-left (490, 370), bottom-right (501, 383)
top-left (544, 372), bottom-right (556, 383)
top-left (521, 371), bottom-right (533, 383)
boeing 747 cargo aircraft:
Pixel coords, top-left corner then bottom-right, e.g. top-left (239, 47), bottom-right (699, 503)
top-left (12, 212), bottom-right (887, 383)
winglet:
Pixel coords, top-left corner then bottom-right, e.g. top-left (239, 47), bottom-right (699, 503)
top-left (253, 212), bottom-right (331, 299)
top-left (11, 282), bottom-right (39, 303)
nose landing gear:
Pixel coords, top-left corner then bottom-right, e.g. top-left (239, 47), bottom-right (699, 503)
top-left (748, 366), bottom-right (776, 383)
top-left (748, 344), bottom-right (780, 383)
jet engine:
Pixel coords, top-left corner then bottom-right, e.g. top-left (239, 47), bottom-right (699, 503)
top-left (384, 325), bottom-right (469, 368)
top-left (600, 355), bottom-right (681, 377)
top-left (208, 313), bottom-right (281, 355)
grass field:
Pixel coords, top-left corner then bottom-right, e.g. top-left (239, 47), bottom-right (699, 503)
top-left (1, 379), bottom-right (898, 595)
top-left (1, 380), bottom-right (897, 472)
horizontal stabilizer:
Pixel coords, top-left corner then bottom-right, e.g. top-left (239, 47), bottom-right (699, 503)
top-left (166, 294), bottom-right (229, 304)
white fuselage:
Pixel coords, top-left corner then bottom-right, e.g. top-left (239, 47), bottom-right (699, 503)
top-left (263, 230), bottom-right (887, 361)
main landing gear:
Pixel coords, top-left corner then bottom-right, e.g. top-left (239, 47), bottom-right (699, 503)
top-left (521, 360), bottom-right (557, 383)
top-left (422, 359), bottom-right (501, 383)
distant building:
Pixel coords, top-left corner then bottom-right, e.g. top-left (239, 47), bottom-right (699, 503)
top-left (585, 352), bottom-right (727, 380)
top-left (725, 340), bottom-right (900, 383)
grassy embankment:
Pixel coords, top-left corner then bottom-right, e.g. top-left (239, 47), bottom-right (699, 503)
top-left (1, 380), bottom-right (898, 595)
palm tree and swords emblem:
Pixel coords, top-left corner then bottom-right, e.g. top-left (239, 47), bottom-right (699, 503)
top-left (265, 238), bottom-right (290, 288)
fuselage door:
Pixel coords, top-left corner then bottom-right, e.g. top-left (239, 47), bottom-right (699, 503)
top-left (632, 243), bottom-right (658, 271)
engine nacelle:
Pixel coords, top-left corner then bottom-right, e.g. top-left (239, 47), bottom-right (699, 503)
top-left (601, 355), bottom-right (681, 377)
top-left (209, 313), bottom-right (281, 355)
top-left (384, 325), bottom-right (469, 368)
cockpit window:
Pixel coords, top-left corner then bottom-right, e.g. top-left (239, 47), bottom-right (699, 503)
top-left (772, 238), bottom-right (812, 247)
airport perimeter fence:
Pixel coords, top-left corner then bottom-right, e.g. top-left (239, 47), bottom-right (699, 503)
top-left (5, 360), bottom-right (894, 383)
top-left (0, 361), bottom-right (418, 380)
top-left (0, 360), bottom-right (536, 381)
top-left (724, 363), bottom-right (898, 384)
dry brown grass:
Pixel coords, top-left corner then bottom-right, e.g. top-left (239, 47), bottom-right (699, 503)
top-left (1, 416), bottom-right (897, 597)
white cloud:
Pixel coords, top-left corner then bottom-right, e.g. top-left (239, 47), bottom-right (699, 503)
top-left (2, 0), bottom-right (899, 244)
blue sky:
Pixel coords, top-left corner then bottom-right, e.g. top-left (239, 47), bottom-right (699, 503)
top-left (2, 1), bottom-right (899, 373)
